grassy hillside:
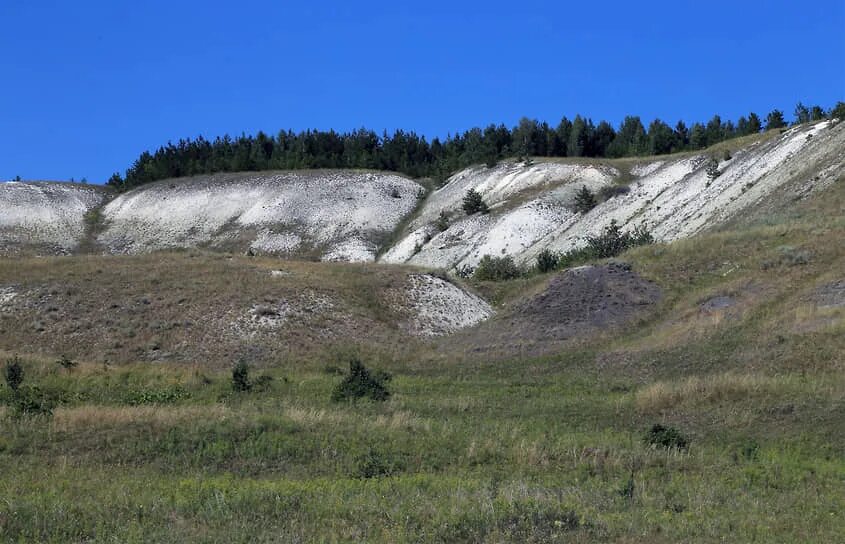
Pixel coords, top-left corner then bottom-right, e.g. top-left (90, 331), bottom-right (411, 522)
top-left (0, 171), bottom-right (842, 541)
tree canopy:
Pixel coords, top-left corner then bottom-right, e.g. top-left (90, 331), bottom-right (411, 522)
top-left (108, 103), bottom-right (840, 190)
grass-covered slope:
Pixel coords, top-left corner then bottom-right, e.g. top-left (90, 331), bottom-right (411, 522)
top-left (0, 159), bottom-right (842, 541)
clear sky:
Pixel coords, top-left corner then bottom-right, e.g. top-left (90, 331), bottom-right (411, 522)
top-left (1, 0), bottom-right (843, 183)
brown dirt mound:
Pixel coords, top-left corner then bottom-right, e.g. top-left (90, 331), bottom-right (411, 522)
top-left (453, 263), bottom-right (661, 358)
top-left (512, 262), bottom-right (661, 334)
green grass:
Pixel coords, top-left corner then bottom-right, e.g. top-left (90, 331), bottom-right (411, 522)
top-left (1, 340), bottom-right (844, 542)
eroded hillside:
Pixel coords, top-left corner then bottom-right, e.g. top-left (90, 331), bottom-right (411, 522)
top-left (97, 170), bottom-right (423, 261)
top-left (382, 120), bottom-right (844, 270)
top-left (1, 121), bottom-right (842, 269)
top-left (0, 182), bottom-right (105, 255)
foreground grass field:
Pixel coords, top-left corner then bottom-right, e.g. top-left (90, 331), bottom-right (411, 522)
top-left (0, 180), bottom-right (843, 542)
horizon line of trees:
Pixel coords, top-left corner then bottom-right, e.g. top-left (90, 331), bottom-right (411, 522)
top-left (108, 101), bottom-right (845, 190)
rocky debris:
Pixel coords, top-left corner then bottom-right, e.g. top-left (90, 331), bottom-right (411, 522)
top-left (0, 287), bottom-right (18, 308)
top-left (238, 293), bottom-right (338, 334)
top-left (700, 296), bottom-right (736, 312)
top-left (401, 273), bottom-right (493, 336)
top-left (808, 280), bottom-right (845, 308)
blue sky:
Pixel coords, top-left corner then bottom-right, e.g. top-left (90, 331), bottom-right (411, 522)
top-left (1, 0), bottom-right (843, 182)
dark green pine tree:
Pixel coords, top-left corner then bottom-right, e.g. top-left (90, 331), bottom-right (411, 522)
top-left (568, 116), bottom-right (588, 157)
top-left (765, 109), bottom-right (787, 130)
top-left (573, 185), bottom-right (597, 214)
top-left (747, 112), bottom-right (762, 134)
top-left (793, 102), bottom-right (811, 125)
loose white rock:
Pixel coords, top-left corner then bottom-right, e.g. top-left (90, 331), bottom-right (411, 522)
top-left (401, 273), bottom-right (493, 336)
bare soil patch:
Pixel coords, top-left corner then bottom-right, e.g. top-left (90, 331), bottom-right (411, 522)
top-left (451, 263), bottom-right (661, 358)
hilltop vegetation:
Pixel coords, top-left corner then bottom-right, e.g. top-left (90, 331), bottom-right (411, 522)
top-left (108, 102), bottom-right (842, 190)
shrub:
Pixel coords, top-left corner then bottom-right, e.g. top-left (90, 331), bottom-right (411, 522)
top-left (473, 255), bottom-right (522, 281)
top-left (253, 374), bottom-right (274, 391)
top-left (355, 448), bottom-right (402, 479)
top-left (586, 222), bottom-right (628, 258)
top-left (462, 188), bottom-right (489, 215)
top-left (56, 354), bottom-right (77, 371)
top-left (8, 385), bottom-right (55, 417)
top-left (4, 356), bottom-right (23, 392)
top-left (331, 358), bottom-right (391, 402)
top-left (435, 210), bottom-right (450, 232)
top-left (535, 249), bottom-right (559, 273)
top-left (573, 185), bottom-right (596, 213)
top-left (585, 221), bottom-right (653, 259)
top-left (644, 424), bottom-right (688, 450)
top-left (556, 246), bottom-right (596, 269)
top-left (232, 360), bottom-right (252, 392)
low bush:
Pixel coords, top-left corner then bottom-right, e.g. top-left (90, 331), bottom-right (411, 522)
top-left (5, 385), bottom-right (56, 417)
top-left (644, 424), bottom-right (688, 450)
top-left (331, 359), bottom-right (391, 402)
top-left (585, 221), bottom-right (653, 259)
top-left (354, 448), bottom-right (403, 479)
top-left (473, 255), bottom-right (521, 281)
top-left (232, 360), bottom-right (252, 392)
top-left (56, 354), bottom-right (77, 371)
top-left (536, 249), bottom-right (559, 273)
top-left (4, 356), bottom-right (23, 392)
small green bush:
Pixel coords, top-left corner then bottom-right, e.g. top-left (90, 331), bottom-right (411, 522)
top-left (232, 360), bottom-right (252, 392)
top-left (573, 185), bottom-right (596, 213)
top-left (56, 354), bottom-right (77, 371)
top-left (331, 359), bottom-right (391, 402)
top-left (644, 424), bottom-right (688, 450)
top-left (4, 356), bottom-right (23, 392)
top-left (473, 255), bottom-right (522, 281)
top-left (536, 249), bottom-right (559, 273)
top-left (586, 221), bottom-right (653, 259)
top-left (354, 448), bottom-right (402, 479)
top-left (8, 385), bottom-right (56, 417)
top-left (462, 188), bottom-right (489, 215)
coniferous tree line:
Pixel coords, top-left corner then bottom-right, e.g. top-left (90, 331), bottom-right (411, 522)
top-left (108, 102), bottom-right (844, 190)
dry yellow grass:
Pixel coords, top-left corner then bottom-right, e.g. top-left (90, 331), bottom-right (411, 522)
top-left (634, 372), bottom-right (797, 413)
